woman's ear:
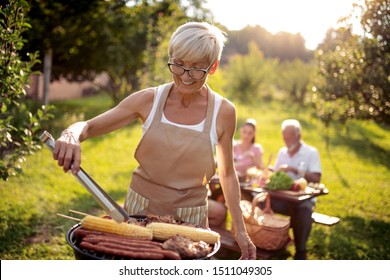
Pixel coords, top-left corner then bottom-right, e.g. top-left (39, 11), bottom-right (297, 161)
top-left (208, 61), bottom-right (220, 75)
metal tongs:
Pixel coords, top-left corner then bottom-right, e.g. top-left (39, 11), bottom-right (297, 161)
top-left (40, 131), bottom-right (129, 223)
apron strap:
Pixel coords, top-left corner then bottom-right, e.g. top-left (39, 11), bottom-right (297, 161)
top-left (203, 85), bottom-right (215, 134)
top-left (151, 82), bottom-right (174, 128)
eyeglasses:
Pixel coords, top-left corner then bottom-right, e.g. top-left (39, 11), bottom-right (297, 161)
top-left (167, 62), bottom-right (213, 80)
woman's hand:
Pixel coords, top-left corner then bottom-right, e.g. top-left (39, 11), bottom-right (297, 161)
top-left (53, 129), bottom-right (81, 175)
top-left (236, 231), bottom-right (257, 260)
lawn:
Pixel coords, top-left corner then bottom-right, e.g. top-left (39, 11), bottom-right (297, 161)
top-left (0, 93), bottom-right (389, 260)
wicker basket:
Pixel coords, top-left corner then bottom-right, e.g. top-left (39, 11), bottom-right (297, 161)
top-left (239, 192), bottom-right (290, 251)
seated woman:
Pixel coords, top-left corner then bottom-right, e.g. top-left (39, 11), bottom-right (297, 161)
top-left (233, 118), bottom-right (264, 178)
top-left (208, 119), bottom-right (264, 227)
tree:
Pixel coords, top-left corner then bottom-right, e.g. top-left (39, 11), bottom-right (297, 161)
top-left (22, 0), bottom-right (129, 103)
top-left (22, 0), bottom-right (104, 104)
top-left (22, 0), bottom-right (210, 105)
top-left (276, 59), bottom-right (315, 105)
top-left (223, 25), bottom-right (313, 65)
top-left (223, 42), bottom-right (278, 103)
top-left (271, 31), bottom-right (311, 62)
top-left (0, 0), bottom-right (53, 181)
top-left (358, 0), bottom-right (389, 124)
top-left (311, 0), bottom-right (389, 125)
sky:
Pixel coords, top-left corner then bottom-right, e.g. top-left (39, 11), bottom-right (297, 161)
top-left (203, 0), bottom-right (361, 50)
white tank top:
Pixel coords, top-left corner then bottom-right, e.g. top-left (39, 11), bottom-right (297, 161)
top-left (142, 84), bottom-right (223, 152)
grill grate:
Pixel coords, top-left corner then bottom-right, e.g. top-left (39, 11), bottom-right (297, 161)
top-left (66, 222), bottom-right (220, 260)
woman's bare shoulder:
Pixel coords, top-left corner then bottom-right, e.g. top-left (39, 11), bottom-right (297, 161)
top-left (116, 87), bottom-right (156, 122)
top-left (218, 98), bottom-right (236, 118)
top-left (216, 98), bottom-right (237, 139)
top-left (118, 87), bottom-right (156, 110)
top-left (125, 87), bottom-right (155, 102)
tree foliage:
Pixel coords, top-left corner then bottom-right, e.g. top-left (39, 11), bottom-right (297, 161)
top-left (0, 0), bottom-right (53, 181)
top-left (311, 0), bottom-right (389, 126)
top-left (276, 59), bottom-right (315, 105)
top-left (223, 25), bottom-right (313, 65)
top-left (22, 0), bottom-right (210, 104)
top-left (222, 42), bottom-right (278, 103)
top-left (22, 0), bottom-right (104, 79)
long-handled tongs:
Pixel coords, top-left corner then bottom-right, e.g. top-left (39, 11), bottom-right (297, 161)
top-left (40, 131), bottom-right (129, 223)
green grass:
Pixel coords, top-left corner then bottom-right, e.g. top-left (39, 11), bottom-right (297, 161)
top-left (0, 93), bottom-right (389, 260)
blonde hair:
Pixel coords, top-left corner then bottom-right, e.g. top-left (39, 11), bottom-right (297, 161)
top-left (168, 22), bottom-right (227, 64)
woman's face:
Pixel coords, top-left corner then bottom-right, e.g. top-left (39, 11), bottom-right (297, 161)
top-left (170, 59), bottom-right (213, 95)
top-left (240, 124), bottom-right (255, 144)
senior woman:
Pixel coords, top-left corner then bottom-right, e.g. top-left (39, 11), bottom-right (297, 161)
top-left (53, 22), bottom-right (256, 260)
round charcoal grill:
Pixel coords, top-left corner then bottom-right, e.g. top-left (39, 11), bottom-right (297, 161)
top-left (66, 217), bottom-right (220, 260)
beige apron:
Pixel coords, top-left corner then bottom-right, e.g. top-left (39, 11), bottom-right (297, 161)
top-left (124, 83), bottom-right (216, 227)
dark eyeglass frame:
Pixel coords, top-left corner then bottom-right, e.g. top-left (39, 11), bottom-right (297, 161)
top-left (167, 62), bottom-right (213, 80)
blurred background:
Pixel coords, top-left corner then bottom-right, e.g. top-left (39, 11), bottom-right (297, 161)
top-left (0, 0), bottom-right (389, 260)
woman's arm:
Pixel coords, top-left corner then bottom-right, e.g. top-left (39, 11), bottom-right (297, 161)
top-left (215, 99), bottom-right (256, 260)
top-left (83, 87), bottom-right (155, 138)
top-left (252, 145), bottom-right (263, 170)
top-left (53, 88), bottom-right (155, 174)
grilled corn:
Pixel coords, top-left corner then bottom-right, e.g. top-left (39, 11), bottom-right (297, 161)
top-left (146, 222), bottom-right (220, 244)
top-left (81, 215), bottom-right (153, 240)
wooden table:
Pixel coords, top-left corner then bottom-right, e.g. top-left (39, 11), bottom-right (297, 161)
top-left (209, 176), bottom-right (329, 203)
top-left (209, 176), bottom-right (338, 226)
top-left (241, 183), bottom-right (329, 203)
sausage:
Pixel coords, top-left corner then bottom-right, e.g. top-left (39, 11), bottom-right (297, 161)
top-left (79, 241), bottom-right (165, 260)
top-left (82, 234), bottom-right (162, 249)
top-left (96, 242), bottom-right (181, 260)
top-left (74, 228), bottom-right (153, 241)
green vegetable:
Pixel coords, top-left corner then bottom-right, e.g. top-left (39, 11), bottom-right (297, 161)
top-left (266, 171), bottom-right (294, 190)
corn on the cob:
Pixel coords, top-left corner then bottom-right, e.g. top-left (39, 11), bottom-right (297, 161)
top-left (81, 215), bottom-right (153, 240)
top-left (146, 222), bottom-right (220, 244)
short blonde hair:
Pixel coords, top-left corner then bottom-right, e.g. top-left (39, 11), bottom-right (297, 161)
top-left (168, 22), bottom-right (227, 64)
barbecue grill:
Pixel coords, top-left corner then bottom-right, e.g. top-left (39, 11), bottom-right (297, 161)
top-left (66, 217), bottom-right (221, 260)
top-left (40, 132), bottom-right (220, 260)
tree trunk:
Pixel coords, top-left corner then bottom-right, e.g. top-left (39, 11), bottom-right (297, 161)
top-left (42, 48), bottom-right (53, 105)
top-left (29, 74), bottom-right (39, 100)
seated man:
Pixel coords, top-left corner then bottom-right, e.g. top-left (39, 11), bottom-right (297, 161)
top-left (273, 119), bottom-right (322, 260)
